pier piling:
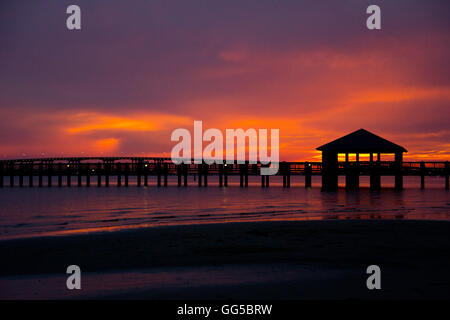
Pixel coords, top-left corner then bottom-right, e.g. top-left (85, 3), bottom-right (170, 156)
top-left (9, 163), bottom-right (14, 187)
top-left (245, 164), bottom-right (248, 188)
top-left (137, 163), bottom-right (142, 187)
top-left (0, 162), bottom-right (3, 188)
top-left (105, 163), bottom-right (110, 187)
top-left (97, 163), bottom-right (102, 187)
top-left (164, 163), bottom-right (168, 187)
top-left (47, 162), bottom-right (52, 187)
top-left (203, 164), bottom-right (208, 187)
top-left (224, 165), bottom-right (228, 187)
top-left (86, 164), bottom-right (90, 187)
top-left (144, 164), bottom-right (148, 186)
top-left (29, 164), bottom-right (33, 187)
top-left (157, 163), bottom-right (162, 187)
top-left (183, 164), bottom-right (188, 187)
top-left (66, 164), bottom-right (71, 187)
top-left (124, 164), bottom-right (129, 187)
top-left (197, 163), bottom-right (202, 187)
top-left (117, 164), bottom-right (121, 187)
top-left (39, 163), bottom-right (43, 187)
top-left (445, 161), bottom-right (449, 190)
top-left (305, 162), bottom-right (312, 188)
top-left (78, 163), bottom-right (82, 187)
top-left (19, 163), bottom-right (23, 187)
top-left (177, 165), bottom-right (182, 187)
top-left (239, 164), bottom-right (244, 188)
top-left (136, 162), bottom-right (141, 187)
top-left (420, 162), bottom-right (425, 189)
top-left (57, 163), bottom-right (62, 187)
top-left (219, 164), bottom-right (223, 187)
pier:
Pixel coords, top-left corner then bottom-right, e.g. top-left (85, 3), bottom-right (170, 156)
top-left (0, 130), bottom-right (448, 191)
top-left (0, 157), bottom-right (448, 190)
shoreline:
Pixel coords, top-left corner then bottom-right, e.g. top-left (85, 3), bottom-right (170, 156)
top-left (1, 220), bottom-right (449, 299)
top-left (2, 215), bottom-right (449, 242)
top-left (1, 219), bottom-right (450, 274)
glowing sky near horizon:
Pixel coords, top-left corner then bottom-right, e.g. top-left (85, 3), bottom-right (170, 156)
top-left (0, 0), bottom-right (449, 161)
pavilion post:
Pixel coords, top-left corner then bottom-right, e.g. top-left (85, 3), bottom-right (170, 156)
top-left (370, 159), bottom-right (381, 191)
top-left (321, 151), bottom-right (338, 192)
top-left (345, 161), bottom-right (359, 191)
top-left (394, 152), bottom-right (403, 191)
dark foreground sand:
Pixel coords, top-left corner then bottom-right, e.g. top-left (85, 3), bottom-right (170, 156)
top-left (0, 220), bottom-right (449, 299)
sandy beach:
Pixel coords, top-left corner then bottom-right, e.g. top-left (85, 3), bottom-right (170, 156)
top-left (0, 220), bottom-right (449, 299)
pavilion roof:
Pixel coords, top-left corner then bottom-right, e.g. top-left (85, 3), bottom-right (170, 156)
top-left (317, 129), bottom-right (407, 153)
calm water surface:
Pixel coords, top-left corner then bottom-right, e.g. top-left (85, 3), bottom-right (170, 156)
top-left (0, 176), bottom-right (448, 240)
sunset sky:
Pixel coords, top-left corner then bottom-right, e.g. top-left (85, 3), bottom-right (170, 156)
top-left (0, 0), bottom-right (449, 161)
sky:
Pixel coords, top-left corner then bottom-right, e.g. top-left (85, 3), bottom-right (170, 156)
top-left (0, 0), bottom-right (449, 161)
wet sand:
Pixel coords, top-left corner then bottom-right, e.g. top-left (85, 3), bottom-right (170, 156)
top-left (0, 220), bottom-right (449, 299)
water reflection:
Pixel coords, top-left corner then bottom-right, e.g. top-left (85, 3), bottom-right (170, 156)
top-left (0, 176), bottom-right (448, 240)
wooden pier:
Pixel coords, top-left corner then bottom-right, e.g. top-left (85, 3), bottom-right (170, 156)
top-left (0, 157), bottom-right (448, 190)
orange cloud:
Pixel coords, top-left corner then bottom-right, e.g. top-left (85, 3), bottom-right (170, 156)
top-left (349, 87), bottom-right (450, 105)
top-left (94, 138), bottom-right (119, 152)
top-left (67, 112), bottom-right (192, 134)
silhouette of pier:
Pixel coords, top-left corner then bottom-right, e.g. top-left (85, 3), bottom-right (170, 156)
top-left (0, 157), bottom-right (448, 190)
top-left (0, 130), bottom-right (448, 190)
